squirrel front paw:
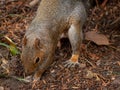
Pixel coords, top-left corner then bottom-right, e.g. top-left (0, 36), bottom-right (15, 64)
top-left (32, 70), bottom-right (43, 88)
top-left (64, 54), bottom-right (80, 68)
top-left (32, 73), bottom-right (41, 88)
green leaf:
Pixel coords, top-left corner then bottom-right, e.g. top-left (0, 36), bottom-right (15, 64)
top-left (0, 42), bottom-right (20, 55)
top-left (9, 45), bottom-right (20, 55)
top-left (0, 42), bottom-right (9, 48)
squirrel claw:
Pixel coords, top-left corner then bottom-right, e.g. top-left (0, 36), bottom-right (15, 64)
top-left (64, 60), bottom-right (80, 68)
top-left (32, 76), bottom-right (40, 88)
top-left (32, 81), bottom-right (37, 88)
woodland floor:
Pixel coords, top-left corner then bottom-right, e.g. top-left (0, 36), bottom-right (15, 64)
top-left (0, 0), bottom-right (120, 90)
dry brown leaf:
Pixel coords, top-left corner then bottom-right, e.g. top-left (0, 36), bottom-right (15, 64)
top-left (86, 70), bottom-right (95, 79)
top-left (85, 31), bottom-right (110, 45)
top-left (86, 70), bottom-right (101, 81)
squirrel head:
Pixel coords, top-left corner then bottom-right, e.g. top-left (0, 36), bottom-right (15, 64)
top-left (21, 36), bottom-right (45, 75)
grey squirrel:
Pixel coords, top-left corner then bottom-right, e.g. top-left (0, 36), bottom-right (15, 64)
top-left (21, 0), bottom-right (94, 82)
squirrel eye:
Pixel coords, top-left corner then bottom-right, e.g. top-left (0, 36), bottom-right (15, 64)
top-left (35, 57), bottom-right (40, 64)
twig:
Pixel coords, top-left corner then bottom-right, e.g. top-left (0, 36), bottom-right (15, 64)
top-left (101, 0), bottom-right (108, 8)
top-left (85, 41), bottom-right (91, 53)
top-left (97, 73), bottom-right (110, 86)
top-left (95, 0), bottom-right (99, 7)
top-left (109, 45), bottom-right (120, 51)
top-left (110, 17), bottom-right (120, 26)
top-left (84, 58), bottom-right (96, 68)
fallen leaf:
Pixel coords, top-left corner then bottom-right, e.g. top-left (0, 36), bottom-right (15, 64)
top-left (0, 42), bottom-right (20, 55)
top-left (9, 45), bottom-right (20, 55)
top-left (85, 31), bottom-right (110, 45)
top-left (86, 70), bottom-right (95, 79)
top-left (86, 70), bottom-right (101, 81)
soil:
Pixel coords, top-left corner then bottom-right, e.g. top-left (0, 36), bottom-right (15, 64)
top-left (0, 0), bottom-right (120, 90)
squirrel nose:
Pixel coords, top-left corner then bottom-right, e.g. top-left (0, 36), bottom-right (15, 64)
top-left (25, 69), bottom-right (31, 74)
top-left (25, 70), bottom-right (31, 76)
top-left (25, 69), bottom-right (28, 74)
top-left (25, 69), bottom-right (33, 75)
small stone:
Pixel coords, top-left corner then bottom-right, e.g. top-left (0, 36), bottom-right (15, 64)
top-left (0, 86), bottom-right (4, 90)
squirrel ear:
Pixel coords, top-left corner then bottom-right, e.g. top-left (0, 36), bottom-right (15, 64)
top-left (34, 38), bottom-right (41, 49)
top-left (22, 36), bottom-right (27, 46)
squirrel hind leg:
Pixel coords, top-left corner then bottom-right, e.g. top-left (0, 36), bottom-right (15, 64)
top-left (64, 21), bottom-right (83, 67)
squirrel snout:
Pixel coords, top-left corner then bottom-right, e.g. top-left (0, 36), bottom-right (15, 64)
top-left (25, 69), bottom-right (34, 76)
top-left (25, 69), bottom-right (29, 75)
